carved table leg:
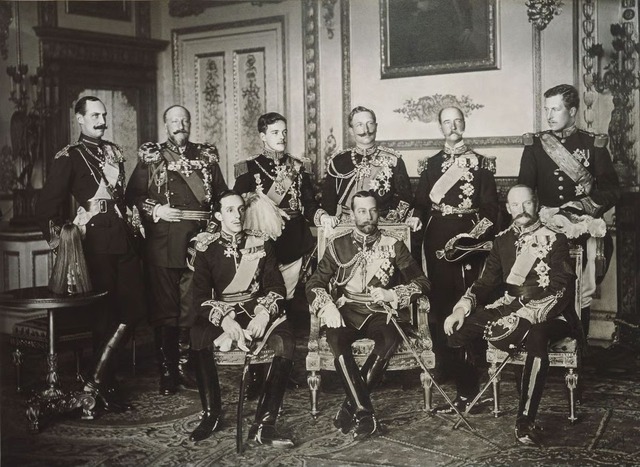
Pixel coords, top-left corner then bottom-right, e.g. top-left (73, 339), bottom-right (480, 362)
top-left (565, 368), bottom-right (579, 424)
top-left (420, 370), bottom-right (433, 411)
top-left (12, 347), bottom-right (23, 393)
top-left (489, 361), bottom-right (501, 417)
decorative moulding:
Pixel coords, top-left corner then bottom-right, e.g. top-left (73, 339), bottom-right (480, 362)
top-left (379, 136), bottom-right (524, 151)
top-left (394, 94), bottom-right (484, 125)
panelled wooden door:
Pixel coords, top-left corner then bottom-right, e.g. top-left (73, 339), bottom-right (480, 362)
top-left (174, 18), bottom-right (286, 184)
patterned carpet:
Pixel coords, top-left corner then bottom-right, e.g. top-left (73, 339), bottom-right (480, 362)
top-left (2, 338), bottom-right (640, 467)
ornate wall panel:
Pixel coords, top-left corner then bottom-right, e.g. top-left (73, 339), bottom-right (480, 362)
top-left (195, 53), bottom-right (227, 157)
top-left (234, 49), bottom-right (266, 157)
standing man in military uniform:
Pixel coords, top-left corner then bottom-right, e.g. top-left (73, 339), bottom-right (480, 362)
top-left (189, 190), bottom-right (295, 447)
top-left (443, 185), bottom-right (579, 445)
top-left (126, 105), bottom-right (228, 396)
top-left (234, 112), bottom-right (322, 319)
top-left (37, 96), bottom-right (145, 412)
top-left (320, 106), bottom-right (420, 229)
top-left (412, 106), bottom-right (499, 385)
top-left (306, 192), bottom-right (430, 440)
top-left (518, 84), bottom-right (620, 335)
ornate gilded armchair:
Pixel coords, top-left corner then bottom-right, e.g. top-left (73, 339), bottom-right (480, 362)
top-left (485, 247), bottom-right (584, 423)
top-left (306, 224), bottom-right (435, 417)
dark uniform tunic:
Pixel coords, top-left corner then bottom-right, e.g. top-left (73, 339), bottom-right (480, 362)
top-left (126, 140), bottom-right (227, 327)
top-left (412, 145), bottom-right (498, 366)
top-left (322, 146), bottom-right (413, 222)
top-left (518, 128), bottom-right (619, 214)
top-left (306, 228), bottom-right (430, 358)
top-left (190, 230), bottom-right (293, 356)
top-left (36, 133), bottom-right (145, 343)
top-left (234, 151), bottom-right (321, 265)
top-left (448, 220), bottom-right (578, 397)
top-left (518, 127), bottom-right (620, 310)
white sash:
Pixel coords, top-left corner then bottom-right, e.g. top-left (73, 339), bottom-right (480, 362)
top-left (429, 156), bottom-right (476, 204)
top-left (223, 236), bottom-right (264, 294)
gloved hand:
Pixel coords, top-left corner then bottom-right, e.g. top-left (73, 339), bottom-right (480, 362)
top-left (318, 303), bottom-right (344, 328)
top-left (247, 309), bottom-right (270, 339)
top-left (155, 204), bottom-right (183, 222)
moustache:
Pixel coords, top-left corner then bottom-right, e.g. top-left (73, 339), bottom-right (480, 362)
top-left (94, 125), bottom-right (107, 130)
top-left (515, 212), bottom-right (533, 220)
top-left (173, 129), bottom-right (189, 135)
top-left (356, 131), bottom-right (375, 138)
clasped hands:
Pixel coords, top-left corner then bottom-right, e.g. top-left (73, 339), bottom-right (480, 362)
top-left (319, 287), bottom-right (396, 328)
top-left (219, 309), bottom-right (270, 352)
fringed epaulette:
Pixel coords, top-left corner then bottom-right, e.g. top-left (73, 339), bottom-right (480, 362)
top-left (327, 229), bottom-right (354, 263)
top-left (523, 133), bottom-right (534, 146)
top-left (235, 155), bottom-right (261, 178)
top-left (54, 143), bottom-right (81, 159)
top-left (138, 142), bottom-right (162, 164)
top-left (325, 148), bottom-right (347, 172)
top-left (287, 153), bottom-right (313, 173)
top-left (380, 228), bottom-right (406, 244)
top-left (195, 142), bottom-right (220, 163)
top-left (102, 139), bottom-right (123, 153)
top-left (594, 134), bottom-right (608, 148)
top-left (480, 154), bottom-right (497, 174)
top-left (195, 232), bottom-right (220, 252)
top-left (417, 155), bottom-right (431, 176)
top-left (377, 145), bottom-right (403, 159)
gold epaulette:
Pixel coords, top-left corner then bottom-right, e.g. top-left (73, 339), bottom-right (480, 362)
top-left (594, 134), bottom-right (608, 148)
top-left (327, 228), bottom-right (352, 244)
top-left (287, 153), bottom-right (313, 173)
top-left (326, 148), bottom-right (347, 166)
top-left (379, 228), bottom-right (405, 243)
top-left (195, 142), bottom-right (220, 163)
top-left (195, 232), bottom-right (221, 252)
top-left (523, 133), bottom-right (534, 146)
top-left (138, 142), bottom-right (162, 164)
top-left (417, 155), bottom-right (431, 175)
top-left (235, 155), bottom-right (261, 178)
top-left (377, 145), bottom-right (403, 159)
top-left (54, 143), bottom-right (81, 159)
top-left (102, 139), bottom-right (123, 153)
top-left (480, 154), bottom-right (497, 174)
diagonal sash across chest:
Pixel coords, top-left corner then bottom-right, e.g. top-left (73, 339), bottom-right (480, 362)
top-left (223, 236), bottom-right (265, 294)
top-left (256, 160), bottom-right (294, 206)
top-left (429, 155), bottom-right (476, 204)
top-left (540, 133), bottom-right (594, 195)
top-left (506, 229), bottom-right (553, 286)
top-left (163, 149), bottom-right (207, 204)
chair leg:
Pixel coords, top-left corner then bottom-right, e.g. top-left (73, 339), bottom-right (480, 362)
top-left (12, 348), bottom-right (23, 393)
top-left (307, 370), bottom-right (321, 418)
top-left (489, 361), bottom-right (501, 417)
top-left (75, 349), bottom-right (83, 381)
top-left (420, 370), bottom-right (433, 411)
top-left (565, 368), bottom-right (579, 424)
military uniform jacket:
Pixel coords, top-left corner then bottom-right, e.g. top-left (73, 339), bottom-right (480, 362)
top-left (234, 151), bottom-right (320, 264)
top-left (37, 134), bottom-right (130, 255)
top-left (125, 140), bottom-right (227, 268)
top-left (192, 231), bottom-right (285, 327)
top-left (518, 128), bottom-right (620, 216)
top-left (305, 228), bottom-right (431, 330)
top-left (413, 147), bottom-right (498, 231)
top-left (322, 146), bottom-right (413, 221)
top-left (461, 220), bottom-right (578, 327)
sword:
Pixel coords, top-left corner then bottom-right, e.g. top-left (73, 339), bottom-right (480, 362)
top-left (236, 315), bottom-right (287, 454)
top-left (377, 302), bottom-right (475, 432)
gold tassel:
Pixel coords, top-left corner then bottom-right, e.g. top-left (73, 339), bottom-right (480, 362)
top-left (49, 223), bottom-right (92, 295)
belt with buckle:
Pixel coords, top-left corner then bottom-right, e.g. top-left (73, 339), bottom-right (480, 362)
top-left (506, 285), bottom-right (542, 301)
top-left (179, 210), bottom-right (210, 221)
top-left (82, 199), bottom-right (116, 214)
top-left (343, 291), bottom-right (374, 303)
top-left (219, 292), bottom-right (258, 303)
top-left (431, 203), bottom-right (479, 216)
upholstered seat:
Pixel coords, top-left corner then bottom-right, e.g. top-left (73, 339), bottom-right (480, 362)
top-left (306, 224), bottom-right (435, 417)
top-left (485, 247), bottom-right (583, 424)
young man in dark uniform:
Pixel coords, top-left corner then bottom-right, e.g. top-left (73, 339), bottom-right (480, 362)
top-left (37, 96), bottom-right (145, 412)
top-left (126, 105), bottom-right (228, 395)
top-left (518, 84), bottom-right (619, 334)
top-left (189, 190), bottom-right (295, 447)
top-left (412, 107), bottom-right (498, 387)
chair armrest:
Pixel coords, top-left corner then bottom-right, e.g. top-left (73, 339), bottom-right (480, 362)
top-left (308, 312), bottom-right (321, 352)
top-left (415, 296), bottom-right (431, 337)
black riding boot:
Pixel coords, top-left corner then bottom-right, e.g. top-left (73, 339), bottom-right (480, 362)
top-left (84, 323), bottom-right (133, 412)
top-left (177, 327), bottom-right (197, 390)
top-left (334, 353), bottom-right (389, 434)
top-left (249, 356), bottom-right (295, 447)
top-left (155, 326), bottom-right (179, 395)
top-left (515, 355), bottom-right (549, 446)
top-left (189, 348), bottom-right (222, 442)
top-left (334, 354), bottom-right (377, 440)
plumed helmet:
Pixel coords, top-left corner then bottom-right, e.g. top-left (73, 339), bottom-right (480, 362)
top-left (437, 234), bottom-right (493, 262)
top-left (484, 314), bottom-right (531, 352)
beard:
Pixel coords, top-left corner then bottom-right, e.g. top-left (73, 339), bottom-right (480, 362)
top-left (356, 221), bottom-right (377, 234)
top-left (170, 130), bottom-right (189, 147)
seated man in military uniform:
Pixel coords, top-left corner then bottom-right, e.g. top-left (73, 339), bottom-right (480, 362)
top-left (189, 190), bottom-right (295, 447)
top-left (306, 191), bottom-right (430, 440)
top-left (443, 185), bottom-right (579, 446)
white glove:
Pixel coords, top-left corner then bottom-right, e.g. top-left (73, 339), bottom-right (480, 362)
top-left (406, 216), bottom-right (423, 232)
top-left (318, 303), bottom-right (344, 328)
top-left (444, 306), bottom-right (467, 336)
top-left (247, 310), bottom-right (270, 339)
top-left (154, 204), bottom-right (183, 223)
top-left (321, 214), bottom-right (339, 229)
top-left (221, 315), bottom-right (246, 348)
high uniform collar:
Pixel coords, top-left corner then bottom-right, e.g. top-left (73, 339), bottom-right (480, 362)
top-left (553, 125), bottom-right (577, 139)
top-left (165, 139), bottom-right (190, 155)
top-left (262, 148), bottom-right (285, 162)
top-left (220, 230), bottom-right (245, 244)
top-left (443, 140), bottom-right (468, 156)
top-left (79, 133), bottom-right (103, 147)
top-left (353, 145), bottom-right (378, 157)
top-left (352, 227), bottom-right (381, 245)
top-left (512, 219), bottom-right (542, 237)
